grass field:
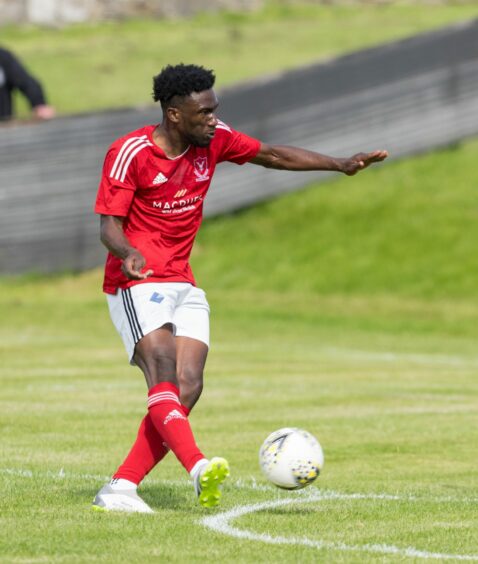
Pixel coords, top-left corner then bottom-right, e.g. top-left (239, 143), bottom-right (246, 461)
top-left (3, 1), bottom-right (478, 115)
top-left (1, 140), bottom-right (477, 562)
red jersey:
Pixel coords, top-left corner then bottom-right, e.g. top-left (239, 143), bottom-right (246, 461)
top-left (95, 121), bottom-right (261, 294)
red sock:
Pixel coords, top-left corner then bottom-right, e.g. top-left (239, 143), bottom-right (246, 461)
top-left (147, 382), bottom-right (205, 473)
top-left (113, 414), bottom-right (169, 485)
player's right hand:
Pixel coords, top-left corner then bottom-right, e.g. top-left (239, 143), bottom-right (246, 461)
top-left (121, 250), bottom-right (153, 280)
top-left (341, 150), bottom-right (388, 176)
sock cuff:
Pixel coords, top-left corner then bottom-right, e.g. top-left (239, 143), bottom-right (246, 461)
top-left (189, 458), bottom-right (208, 479)
top-left (148, 382), bottom-right (179, 397)
top-left (181, 404), bottom-right (191, 416)
top-left (110, 477), bottom-right (138, 489)
top-left (148, 382), bottom-right (180, 409)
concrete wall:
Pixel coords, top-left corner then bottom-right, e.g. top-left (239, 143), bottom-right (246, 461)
top-left (1, 1), bottom-right (468, 26)
top-left (1, 19), bottom-right (477, 273)
top-left (0, 0), bottom-right (261, 25)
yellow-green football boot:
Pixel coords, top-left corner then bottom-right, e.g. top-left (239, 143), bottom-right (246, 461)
top-left (194, 457), bottom-right (230, 508)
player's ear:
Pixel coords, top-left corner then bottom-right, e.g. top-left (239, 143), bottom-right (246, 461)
top-left (166, 106), bottom-right (181, 124)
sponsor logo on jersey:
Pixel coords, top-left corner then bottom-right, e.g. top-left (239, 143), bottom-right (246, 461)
top-left (152, 172), bottom-right (168, 185)
top-left (174, 189), bottom-right (188, 198)
top-left (193, 157), bottom-right (209, 182)
top-left (164, 409), bottom-right (186, 425)
top-left (152, 195), bottom-right (203, 214)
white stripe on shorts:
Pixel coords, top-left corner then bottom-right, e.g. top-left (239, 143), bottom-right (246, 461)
top-left (121, 288), bottom-right (143, 343)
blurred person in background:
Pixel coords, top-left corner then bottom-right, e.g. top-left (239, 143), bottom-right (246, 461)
top-left (0, 46), bottom-right (55, 121)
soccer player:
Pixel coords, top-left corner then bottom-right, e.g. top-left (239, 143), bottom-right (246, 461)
top-left (93, 64), bottom-right (387, 513)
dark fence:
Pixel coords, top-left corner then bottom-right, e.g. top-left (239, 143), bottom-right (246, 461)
top-left (1, 19), bottom-right (477, 273)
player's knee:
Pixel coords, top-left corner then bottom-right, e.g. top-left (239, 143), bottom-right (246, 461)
top-left (140, 346), bottom-right (177, 384)
top-left (178, 366), bottom-right (203, 407)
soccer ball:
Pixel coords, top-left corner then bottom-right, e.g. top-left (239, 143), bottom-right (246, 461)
top-left (259, 427), bottom-right (324, 489)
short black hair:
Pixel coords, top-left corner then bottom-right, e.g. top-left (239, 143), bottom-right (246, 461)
top-left (152, 64), bottom-right (215, 107)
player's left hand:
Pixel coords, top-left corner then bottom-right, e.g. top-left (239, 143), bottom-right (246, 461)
top-left (340, 150), bottom-right (388, 176)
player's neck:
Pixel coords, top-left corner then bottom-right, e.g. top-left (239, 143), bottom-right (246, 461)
top-left (153, 124), bottom-right (190, 159)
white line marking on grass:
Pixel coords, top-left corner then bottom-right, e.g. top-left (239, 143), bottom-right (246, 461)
top-left (324, 348), bottom-right (478, 368)
top-left (0, 467), bottom-right (110, 482)
top-left (3, 468), bottom-right (478, 503)
top-left (0, 467), bottom-right (276, 492)
top-left (217, 344), bottom-right (478, 368)
top-left (200, 490), bottom-right (478, 561)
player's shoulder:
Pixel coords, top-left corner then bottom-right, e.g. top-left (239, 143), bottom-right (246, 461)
top-left (209, 120), bottom-right (237, 152)
top-left (212, 120), bottom-right (254, 143)
top-left (105, 125), bottom-right (155, 181)
top-left (108, 125), bottom-right (155, 154)
top-left (214, 120), bottom-right (234, 137)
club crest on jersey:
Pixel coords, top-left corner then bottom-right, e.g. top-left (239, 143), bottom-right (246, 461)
top-left (193, 157), bottom-right (209, 182)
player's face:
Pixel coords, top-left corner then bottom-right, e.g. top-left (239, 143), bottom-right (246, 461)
top-left (177, 89), bottom-right (219, 147)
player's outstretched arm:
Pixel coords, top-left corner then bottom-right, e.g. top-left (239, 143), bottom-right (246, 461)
top-left (100, 215), bottom-right (153, 280)
top-left (250, 143), bottom-right (388, 176)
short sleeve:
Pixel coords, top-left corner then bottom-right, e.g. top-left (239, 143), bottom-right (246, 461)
top-left (216, 121), bottom-right (261, 165)
top-left (94, 145), bottom-right (138, 216)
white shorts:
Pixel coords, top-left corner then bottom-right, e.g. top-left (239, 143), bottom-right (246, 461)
top-left (107, 282), bottom-right (210, 364)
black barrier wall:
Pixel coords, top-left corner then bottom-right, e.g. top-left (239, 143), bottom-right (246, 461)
top-left (1, 19), bottom-right (478, 273)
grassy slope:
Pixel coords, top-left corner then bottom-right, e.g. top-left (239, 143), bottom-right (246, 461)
top-left (1, 143), bottom-right (477, 561)
top-left (1, 2), bottom-right (478, 115)
top-left (195, 138), bottom-right (478, 301)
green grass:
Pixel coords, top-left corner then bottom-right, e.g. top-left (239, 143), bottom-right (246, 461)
top-left (1, 140), bottom-right (478, 562)
top-left (2, 1), bottom-right (478, 115)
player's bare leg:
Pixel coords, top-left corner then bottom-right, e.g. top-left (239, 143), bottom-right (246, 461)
top-left (175, 336), bottom-right (208, 410)
top-left (135, 326), bottom-right (229, 507)
top-left (134, 324), bottom-right (178, 388)
top-left (93, 325), bottom-right (228, 511)
top-left (175, 336), bottom-right (230, 507)
top-left (132, 325), bottom-right (206, 475)
top-left (92, 326), bottom-right (177, 513)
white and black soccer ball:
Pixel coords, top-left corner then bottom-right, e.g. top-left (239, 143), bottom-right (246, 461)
top-left (259, 427), bottom-right (324, 489)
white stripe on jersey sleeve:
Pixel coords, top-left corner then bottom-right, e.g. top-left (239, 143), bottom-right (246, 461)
top-left (112, 138), bottom-right (150, 181)
top-left (216, 119), bottom-right (232, 133)
top-left (119, 141), bottom-right (153, 183)
top-left (109, 135), bottom-right (147, 179)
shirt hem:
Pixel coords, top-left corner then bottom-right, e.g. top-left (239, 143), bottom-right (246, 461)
top-left (103, 276), bottom-right (196, 294)
top-left (94, 206), bottom-right (128, 216)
